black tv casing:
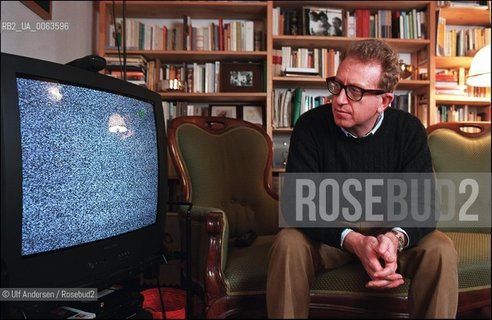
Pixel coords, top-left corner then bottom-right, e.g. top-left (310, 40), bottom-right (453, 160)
top-left (0, 52), bottom-right (168, 290)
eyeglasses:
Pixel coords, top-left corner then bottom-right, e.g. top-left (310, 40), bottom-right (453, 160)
top-left (326, 77), bottom-right (386, 102)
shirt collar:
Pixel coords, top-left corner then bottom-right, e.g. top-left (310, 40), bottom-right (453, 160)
top-left (340, 111), bottom-right (384, 138)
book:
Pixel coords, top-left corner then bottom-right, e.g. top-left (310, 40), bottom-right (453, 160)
top-left (436, 10), bottom-right (446, 56)
top-left (283, 67), bottom-right (319, 76)
top-left (291, 88), bottom-right (303, 127)
top-left (244, 21), bottom-right (254, 52)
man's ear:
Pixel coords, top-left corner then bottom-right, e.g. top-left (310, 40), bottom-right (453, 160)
top-left (380, 93), bottom-right (394, 112)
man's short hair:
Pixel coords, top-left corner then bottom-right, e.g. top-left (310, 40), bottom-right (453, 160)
top-left (340, 39), bottom-right (401, 92)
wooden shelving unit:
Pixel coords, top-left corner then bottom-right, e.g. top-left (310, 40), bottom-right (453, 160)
top-left (95, 0), bottom-right (490, 172)
top-left (430, 2), bottom-right (491, 124)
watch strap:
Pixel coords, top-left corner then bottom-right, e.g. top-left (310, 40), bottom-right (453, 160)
top-left (391, 230), bottom-right (405, 252)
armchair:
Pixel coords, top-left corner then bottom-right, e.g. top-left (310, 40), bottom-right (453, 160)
top-left (167, 116), bottom-right (279, 318)
top-left (168, 117), bottom-right (490, 318)
top-left (426, 121), bottom-right (491, 318)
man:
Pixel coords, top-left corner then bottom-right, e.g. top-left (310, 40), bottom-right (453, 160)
top-left (328, 16), bottom-right (343, 36)
top-left (266, 39), bottom-right (458, 318)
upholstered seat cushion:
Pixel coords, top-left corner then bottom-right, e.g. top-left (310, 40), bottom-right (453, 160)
top-left (224, 235), bottom-right (276, 294)
top-left (445, 231), bottom-right (491, 290)
top-left (224, 231), bottom-right (491, 295)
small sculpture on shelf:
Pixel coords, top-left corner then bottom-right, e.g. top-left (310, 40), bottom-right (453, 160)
top-left (399, 60), bottom-right (415, 80)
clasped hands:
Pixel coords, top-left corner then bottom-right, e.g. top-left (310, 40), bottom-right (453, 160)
top-left (345, 231), bottom-right (405, 289)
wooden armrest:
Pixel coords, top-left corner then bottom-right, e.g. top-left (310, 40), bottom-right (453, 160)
top-left (206, 211), bottom-right (228, 301)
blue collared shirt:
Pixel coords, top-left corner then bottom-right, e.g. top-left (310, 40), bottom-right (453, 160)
top-left (339, 112), bottom-right (384, 138)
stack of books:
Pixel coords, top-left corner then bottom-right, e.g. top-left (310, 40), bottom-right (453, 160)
top-left (105, 55), bottom-right (147, 87)
top-left (434, 68), bottom-right (467, 96)
top-left (283, 67), bottom-right (319, 77)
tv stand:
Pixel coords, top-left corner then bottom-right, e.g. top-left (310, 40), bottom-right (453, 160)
top-left (63, 285), bottom-right (146, 319)
top-left (2, 285), bottom-right (149, 319)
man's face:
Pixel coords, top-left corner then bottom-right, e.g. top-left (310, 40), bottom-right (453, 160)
top-left (332, 57), bottom-right (391, 137)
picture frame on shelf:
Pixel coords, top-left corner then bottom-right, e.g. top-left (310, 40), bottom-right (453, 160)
top-left (209, 104), bottom-right (238, 119)
top-left (303, 7), bottom-right (343, 37)
top-left (220, 62), bottom-right (263, 93)
top-left (241, 105), bottom-right (264, 127)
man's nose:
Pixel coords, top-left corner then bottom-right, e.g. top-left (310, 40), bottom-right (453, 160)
top-left (335, 87), bottom-right (349, 104)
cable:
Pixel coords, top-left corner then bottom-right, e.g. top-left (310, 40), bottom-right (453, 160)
top-left (122, 0), bottom-right (127, 81)
top-left (111, 0), bottom-right (123, 81)
top-left (167, 201), bottom-right (193, 318)
top-left (157, 269), bottom-right (167, 319)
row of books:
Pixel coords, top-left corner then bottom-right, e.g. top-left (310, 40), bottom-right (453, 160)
top-left (392, 93), bottom-right (413, 113)
top-left (434, 67), bottom-right (491, 97)
top-left (437, 1), bottom-right (490, 8)
top-left (272, 6), bottom-right (427, 40)
top-left (392, 92), bottom-right (431, 120)
top-left (348, 8), bottom-right (427, 39)
top-left (272, 89), bottom-right (425, 130)
top-left (272, 47), bottom-right (340, 79)
top-left (108, 17), bottom-right (264, 52)
top-left (153, 62), bottom-right (221, 94)
top-left (272, 88), bottom-right (331, 128)
top-left (436, 105), bottom-right (487, 122)
top-left (107, 56), bottom-right (268, 94)
top-left (436, 17), bottom-right (491, 57)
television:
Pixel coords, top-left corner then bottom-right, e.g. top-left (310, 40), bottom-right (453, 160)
top-left (0, 53), bottom-right (168, 293)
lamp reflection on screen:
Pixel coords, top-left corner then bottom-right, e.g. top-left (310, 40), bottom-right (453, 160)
top-left (48, 84), bottom-right (63, 102)
top-left (108, 113), bottom-right (128, 133)
top-left (108, 113), bottom-right (134, 139)
top-left (466, 45), bottom-right (491, 87)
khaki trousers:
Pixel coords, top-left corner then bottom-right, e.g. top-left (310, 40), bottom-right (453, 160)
top-left (266, 228), bottom-right (458, 319)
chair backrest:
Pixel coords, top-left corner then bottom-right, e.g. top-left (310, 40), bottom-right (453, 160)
top-left (427, 122), bottom-right (491, 172)
top-left (167, 116), bottom-right (278, 237)
top-left (427, 122), bottom-right (491, 231)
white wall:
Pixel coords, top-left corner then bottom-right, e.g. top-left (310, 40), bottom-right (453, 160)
top-left (1, 1), bottom-right (94, 64)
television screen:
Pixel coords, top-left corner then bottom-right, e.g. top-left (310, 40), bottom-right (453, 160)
top-left (1, 53), bottom-right (167, 296)
top-left (17, 77), bottom-right (159, 256)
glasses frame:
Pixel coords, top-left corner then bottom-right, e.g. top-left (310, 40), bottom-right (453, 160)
top-left (326, 76), bottom-right (386, 102)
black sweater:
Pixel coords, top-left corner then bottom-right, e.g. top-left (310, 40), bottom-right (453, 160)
top-left (286, 104), bottom-right (434, 249)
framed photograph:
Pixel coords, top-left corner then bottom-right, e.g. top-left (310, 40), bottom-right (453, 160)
top-left (303, 7), bottom-right (343, 36)
top-left (241, 105), bottom-right (264, 126)
top-left (220, 62), bottom-right (263, 93)
top-left (209, 105), bottom-right (238, 119)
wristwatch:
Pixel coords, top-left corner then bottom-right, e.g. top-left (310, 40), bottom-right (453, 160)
top-left (391, 230), bottom-right (405, 252)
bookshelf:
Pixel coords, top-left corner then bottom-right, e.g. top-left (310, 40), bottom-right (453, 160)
top-left (96, 0), bottom-right (269, 125)
top-left (432, 1), bottom-right (491, 124)
top-left (95, 1), bottom-right (490, 174)
top-left (269, 1), bottom-right (433, 173)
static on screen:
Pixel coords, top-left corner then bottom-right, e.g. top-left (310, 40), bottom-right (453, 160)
top-left (17, 77), bottom-right (159, 256)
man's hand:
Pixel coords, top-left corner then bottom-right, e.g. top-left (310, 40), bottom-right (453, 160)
top-left (343, 232), bottom-right (404, 289)
top-left (366, 233), bottom-right (404, 289)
